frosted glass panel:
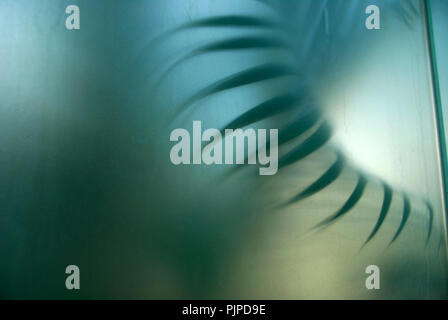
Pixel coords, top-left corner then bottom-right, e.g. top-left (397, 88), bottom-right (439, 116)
top-left (431, 0), bottom-right (448, 142)
top-left (0, 0), bottom-right (447, 299)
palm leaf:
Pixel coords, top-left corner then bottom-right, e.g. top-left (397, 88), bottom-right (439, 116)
top-left (154, 0), bottom-right (434, 247)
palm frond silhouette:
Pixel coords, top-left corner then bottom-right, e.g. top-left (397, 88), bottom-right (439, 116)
top-left (147, 0), bottom-right (434, 248)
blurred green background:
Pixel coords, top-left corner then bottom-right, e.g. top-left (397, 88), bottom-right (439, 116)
top-left (0, 0), bottom-right (447, 299)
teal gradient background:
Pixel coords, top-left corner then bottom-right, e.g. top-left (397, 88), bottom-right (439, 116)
top-left (0, 0), bottom-right (447, 299)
